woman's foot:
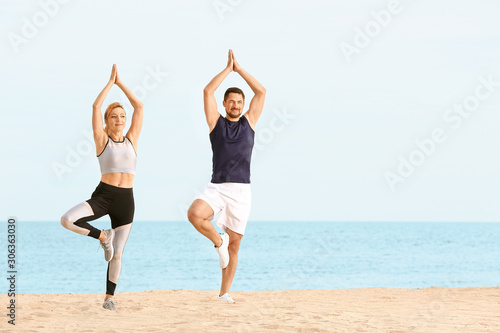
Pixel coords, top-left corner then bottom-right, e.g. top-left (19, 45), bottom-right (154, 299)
top-left (99, 229), bottom-right (115, 261)
top-left (102, 298), bottom-right (117, 311)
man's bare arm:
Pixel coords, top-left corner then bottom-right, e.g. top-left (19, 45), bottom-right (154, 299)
top-left (204, 50), bottom-right (234, 132)
top-left (233, 52), bottom-right (266, 129)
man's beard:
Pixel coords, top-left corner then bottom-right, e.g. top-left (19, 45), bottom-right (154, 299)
top-left (229, 109), bottom-right (241, 117)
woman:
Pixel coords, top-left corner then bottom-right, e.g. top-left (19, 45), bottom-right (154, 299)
top-left (61, 64), bottom-right (143, 311)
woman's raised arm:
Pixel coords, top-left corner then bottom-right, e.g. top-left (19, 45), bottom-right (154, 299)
top-left (92, 65), bottom-right (117, 148)
top-left (116, 69), bottom-right (143, 147)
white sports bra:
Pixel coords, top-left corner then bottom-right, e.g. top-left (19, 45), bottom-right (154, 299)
top-left (97, 136), bottom-right (137, 175)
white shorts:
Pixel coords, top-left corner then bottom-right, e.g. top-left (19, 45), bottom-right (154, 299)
top-left (196, 182), bottom-right (251, 235)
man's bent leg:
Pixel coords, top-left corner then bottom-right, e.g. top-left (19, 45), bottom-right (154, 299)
top-left (220, 227), bottom-right (243, 296)
top-left (188, 199), bottom-right (222, 246)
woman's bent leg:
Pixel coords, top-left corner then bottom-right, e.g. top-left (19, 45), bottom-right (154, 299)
top-left (60, 202), bottom-right (103, 239)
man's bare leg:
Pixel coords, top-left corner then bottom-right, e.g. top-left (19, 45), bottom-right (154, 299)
top-left (188, 199), bottom-right (222, 246)
top-left (219, 227), bottom-right (243, 296)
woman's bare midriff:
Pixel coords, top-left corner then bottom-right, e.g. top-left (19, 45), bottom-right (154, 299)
top-left (100, 173), bottom-right (134, 188)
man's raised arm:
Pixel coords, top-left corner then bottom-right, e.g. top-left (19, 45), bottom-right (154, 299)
top-left (204, 50), bottom-right (234, 132)
top-left (232, 52), bottom-right (266, 129)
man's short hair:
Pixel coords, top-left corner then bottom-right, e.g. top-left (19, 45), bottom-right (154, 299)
top-left (224, 87), bottom-right (245, 101)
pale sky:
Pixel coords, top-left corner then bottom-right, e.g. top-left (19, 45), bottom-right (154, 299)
top-left (1, 0), bottom-right (499, 222)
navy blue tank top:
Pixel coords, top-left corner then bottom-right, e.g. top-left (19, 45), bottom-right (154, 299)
top-left (210, 115), bottom-right (255, 183)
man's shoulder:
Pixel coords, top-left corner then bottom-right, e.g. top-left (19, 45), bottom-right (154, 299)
top-left (209, 114), bottom-right (223, 134)
top-left (242, 113), bottom-right (255, 131)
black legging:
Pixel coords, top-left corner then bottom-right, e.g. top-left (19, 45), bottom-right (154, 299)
top-left (61, 182), bottom-right (134, 295)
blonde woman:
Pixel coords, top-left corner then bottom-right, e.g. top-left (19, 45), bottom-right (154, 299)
top-left (61, 64), bottom-right (143, 311)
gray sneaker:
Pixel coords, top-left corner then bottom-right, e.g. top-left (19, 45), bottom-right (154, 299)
top-left (100, 229), bottom-right (115, 262)
top-left (102, 298), bottom-right (117, 311)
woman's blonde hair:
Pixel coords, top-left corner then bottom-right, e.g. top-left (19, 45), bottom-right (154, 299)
top-left (103, 102), bottom-right (125, 134)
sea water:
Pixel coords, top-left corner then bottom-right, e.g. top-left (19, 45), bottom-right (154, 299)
top-left (3, 221), bottom-right (499, 294)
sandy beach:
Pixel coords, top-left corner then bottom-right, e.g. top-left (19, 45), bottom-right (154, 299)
top-left (2, 287), bottom-right (499, 332)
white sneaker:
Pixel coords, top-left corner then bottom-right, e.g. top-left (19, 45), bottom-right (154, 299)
top-left (215, 233), bottom-right (230, 269)
top-left (218, 293), bottom-right (235, 303)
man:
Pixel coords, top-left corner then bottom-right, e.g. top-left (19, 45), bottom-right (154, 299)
top-left (187, 49), bottom-right (266, 303)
